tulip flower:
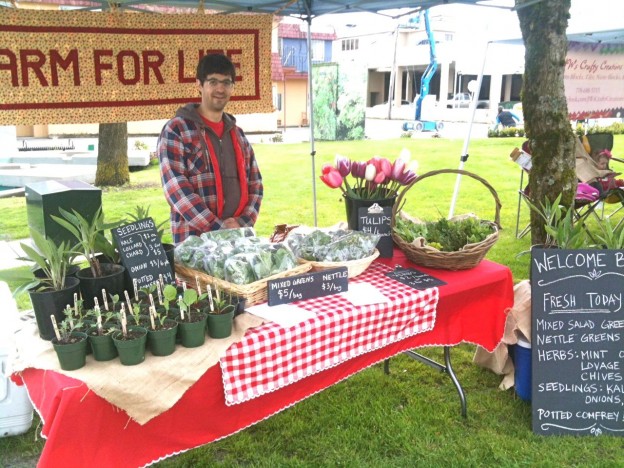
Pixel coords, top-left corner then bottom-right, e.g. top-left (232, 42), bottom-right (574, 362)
top-left (319, 166), bottom-right (343, 190)
top-left (399, 148), bottom-right (411, 163)
top-left (391, 158), bottom-right (406, 181)
top-left (335, 154), bottom-right (351, 177)
top-left (364, 163), bottom-right (376, 182)
top-left (319, 151), bottom-right (419, 201)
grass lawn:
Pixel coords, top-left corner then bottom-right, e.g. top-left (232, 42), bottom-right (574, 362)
top-left (1, 135), bottom-right (623, 467)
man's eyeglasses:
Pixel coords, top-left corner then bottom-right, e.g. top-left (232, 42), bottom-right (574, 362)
top-left (205, 78), bottom-right (234, 89)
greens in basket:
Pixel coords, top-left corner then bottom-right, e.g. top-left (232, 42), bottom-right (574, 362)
top-left (394, 216), bottom-right (495, 252)
top-left (286, 228), bottom-right (380, 262)
top-left (174, 229), bottom-right (297, 285)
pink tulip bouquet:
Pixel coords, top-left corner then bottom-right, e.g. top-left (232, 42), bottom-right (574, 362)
top-left (320, 149), bottom-right (418, 200)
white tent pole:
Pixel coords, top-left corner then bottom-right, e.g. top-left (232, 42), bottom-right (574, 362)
top-left (448, 40), bottom-right (491, 219)
top-left (306, 17), bottom-right (318, 226)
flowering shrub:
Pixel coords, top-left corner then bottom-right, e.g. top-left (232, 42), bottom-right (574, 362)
top-left (319, 149), bottom-right (418, 200)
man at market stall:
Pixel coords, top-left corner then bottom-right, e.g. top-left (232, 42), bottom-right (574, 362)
top-left (157, 53), bottom-right (263, 244)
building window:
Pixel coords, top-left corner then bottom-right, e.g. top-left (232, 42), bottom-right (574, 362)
top-left (341, 38), bottom-right (359, 51)
top-left (274, 93), bottom-right (282, 111)
top-left (311, 40), bottom-right (325, 61)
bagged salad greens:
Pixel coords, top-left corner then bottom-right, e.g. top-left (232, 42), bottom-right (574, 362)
top-left (174, 228), bottom-right (297, 285)
top-left (286, 227), bottom-right (380, 262)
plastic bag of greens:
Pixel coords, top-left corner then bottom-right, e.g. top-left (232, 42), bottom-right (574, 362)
top-left (322, 231), bottom-right (380, 262)
top-left (224, 253), bottom-right (256, 285)
top-left (202, 244), bottom-right (233, 279)
top-left (269, 243), bottom-right (297, 274)
top-left (200, 227), bottom-right (255, 243)
top-left (248, 250), bottom-right (274, 281)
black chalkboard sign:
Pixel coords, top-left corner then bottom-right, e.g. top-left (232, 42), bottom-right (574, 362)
top-left (267, 267), bottom-right (349, 306)
top-left (358, 203), bottom-right (393, 258)
top-left (385, 266), bottom-right (446, 290)
top-left (531, 248), bottom-right (624, 436)
top-left (111, 217), bottom-right (174, 290)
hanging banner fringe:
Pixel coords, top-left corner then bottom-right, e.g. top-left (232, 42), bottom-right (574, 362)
top-left (0, 9), bottom-right (273, 125)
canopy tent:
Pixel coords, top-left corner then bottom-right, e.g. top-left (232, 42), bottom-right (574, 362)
top-left (4, 0), bottom-right (510, 226)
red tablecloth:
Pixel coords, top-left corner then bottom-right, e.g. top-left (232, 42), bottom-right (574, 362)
top-left (14, 255), bottom-right (513, 468)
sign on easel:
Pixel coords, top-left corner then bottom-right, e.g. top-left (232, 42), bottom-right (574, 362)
top-left (531, 248), bottom-right (624, 436)
top-left (111, 217), bottom-right (174, 290)
top-left (358, 203), bottom-right (393, 258)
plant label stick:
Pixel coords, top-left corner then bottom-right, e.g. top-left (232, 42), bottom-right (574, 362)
top-left (207, 289), bottom-right (214, 312)
top-left (159, 274), bottom-right (164, 289)
top-left (121, 304), bottom-right (127, 337)
top-left (149, 306), bottom-right (156, 330)
top-left (66, 304), bottom-right (74, 330)
top-left (124, 290), bottom-right (133, 313)
top-left (195, 276), bottom-right (201, 293)
top-left (179, 295), bottom-right (185, 320)
top-left (95, 306), bottom-right (102, 332)
top-left (157, 283), bottom-right (163, 305)
top-left (133, 279), bottom-right (138, 299)
top-left (74, 293), bottom-right (78, 317)
top-left (149, 293), bottom-right (155, 308)
top-left (94, 297), bottom-right (100, 310)
top-left (182, 281), bottom-right (187, 291)
top-left (51, 315), bottom-right (61, 342)
top-left (102, 289), bottom-right (109, 311)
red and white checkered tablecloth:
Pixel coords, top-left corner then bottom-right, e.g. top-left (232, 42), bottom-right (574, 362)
top-left (220, 262), bottom-right (439, 405)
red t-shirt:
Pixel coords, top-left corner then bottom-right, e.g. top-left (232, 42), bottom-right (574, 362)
top-left (200, 116), bottom-right (224, 138)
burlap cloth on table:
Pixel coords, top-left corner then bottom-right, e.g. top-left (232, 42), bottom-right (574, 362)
top-left (473, 280), bottom-right (531, 390)
top-left (9, 312), bottom-right (266, 425)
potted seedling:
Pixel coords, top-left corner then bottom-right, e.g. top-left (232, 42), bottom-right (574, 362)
top-left (0, 230), bottom-right (81, 340)
top-left (111, 304), bottom-right (148, 366)
top-left (52, 206), bottom-right (125, 308)
top-left (50, 310), bottom-right (88, 371)
top-left (146, 305), bottom-right (179, 357)
top-left (205, 284), bottom-right (235, 339)
top-left (86, 304), bottom-right (119, 362)
top-left (175, 288), bottom-right (207, 348)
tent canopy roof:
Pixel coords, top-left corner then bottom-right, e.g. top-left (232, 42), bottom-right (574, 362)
top-left (8, 0), bottom-right (513, 19)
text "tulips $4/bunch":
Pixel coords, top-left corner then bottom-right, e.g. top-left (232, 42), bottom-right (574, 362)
top-left (320, 149), bottom-right (418, 200)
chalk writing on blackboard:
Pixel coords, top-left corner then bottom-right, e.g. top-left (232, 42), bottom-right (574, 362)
top-left (385, 266), bottom-right (446, 290)
top-left (531, 248), bottom-right (624, 437)
top-left (358, 203), bottom-right (393, 258)
top-left (267, 267), bottom-right (349, 306)
top-left (112, 217), bottom-right (174, 289)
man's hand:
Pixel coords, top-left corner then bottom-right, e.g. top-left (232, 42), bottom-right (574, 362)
top-left (223, 218), bottom-right (240, 229)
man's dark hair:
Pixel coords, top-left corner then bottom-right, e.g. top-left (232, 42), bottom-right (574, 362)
top-left (498, 106), bottom-right (504, 113)
top-left (196, 54), bottom-right (236, 83)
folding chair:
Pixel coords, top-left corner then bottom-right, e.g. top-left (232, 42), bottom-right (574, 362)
top-left (585, 133), bottom-right (624, 220)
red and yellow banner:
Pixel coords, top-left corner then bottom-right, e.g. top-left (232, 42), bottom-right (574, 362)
top-left (0, 9), bottom-right (273, 125)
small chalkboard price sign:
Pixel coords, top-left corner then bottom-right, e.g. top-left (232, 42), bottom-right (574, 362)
top-left (111, 217), bottom-right (174, 290)
top-left (385, 266), bottom-right (446, 290)
top-left (358, 203), bottom-right (393, 258)
top-left (267, 267), bottom-right (349, 306)
top-left (531, 248), bottom-right (624, 437)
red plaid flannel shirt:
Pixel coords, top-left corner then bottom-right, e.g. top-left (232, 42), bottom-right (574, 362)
top-left (158, 105), bottom-right (263, 244)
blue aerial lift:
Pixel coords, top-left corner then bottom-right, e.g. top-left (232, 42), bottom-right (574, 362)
top-left (402, 10), bottom-right (444, 133)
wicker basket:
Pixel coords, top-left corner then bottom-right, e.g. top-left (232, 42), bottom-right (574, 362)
top-left (297, 249), bottom-right (380, 278)
top-left (391, 169), bottom-right (501, 270)
top-left (175, 262), bottom-right (313, 305)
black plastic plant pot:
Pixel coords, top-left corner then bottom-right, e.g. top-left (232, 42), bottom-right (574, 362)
top-left (77, 263), bottom-right (126, 309)
top-left (29, 276), bottom-right (81, 341)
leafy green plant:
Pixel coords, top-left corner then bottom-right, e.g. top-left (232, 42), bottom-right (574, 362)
top-left (522, 193), bottom-right (588, 249)
top-left (393, 216), bottom-right (495, 252)
top-left (125, 205), bottom-right (168, 241)
top-left (592, 217), bottom-right (624, 249)
top-left (162, 284), bottom-right (178, 313)
top-left (0, 230), bottom-right (74, 296)
top-left (51, 206), bottom-right (121, 277)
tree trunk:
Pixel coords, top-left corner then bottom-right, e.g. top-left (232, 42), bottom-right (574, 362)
top-left (516, 0), bottom-right (576, 246)
top-left (95, 122), bottom-right (130, 187)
